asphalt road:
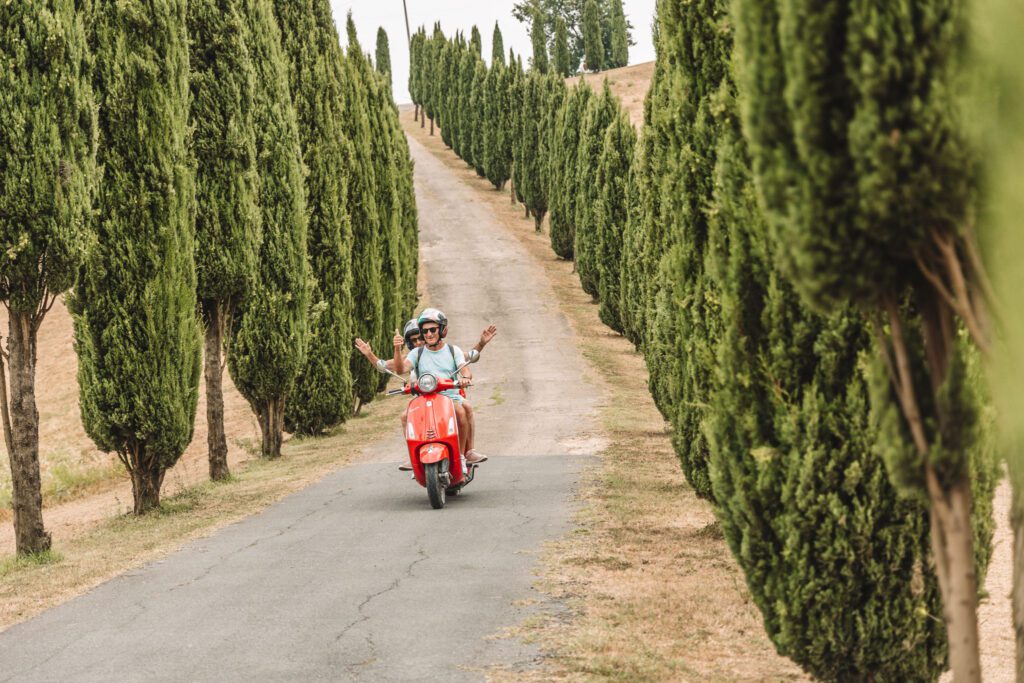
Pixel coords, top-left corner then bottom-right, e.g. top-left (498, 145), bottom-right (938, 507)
top-left (0, 130), bottom-right (600, 682)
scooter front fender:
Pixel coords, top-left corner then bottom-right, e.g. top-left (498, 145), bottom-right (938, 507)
top-left (418, 443), bottom-right (449, 465)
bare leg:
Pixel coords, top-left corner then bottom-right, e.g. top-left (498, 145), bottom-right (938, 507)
top-left (463, 401), bottom-right (475, 452)
top-left (455, 403), bottom-right (469, 455)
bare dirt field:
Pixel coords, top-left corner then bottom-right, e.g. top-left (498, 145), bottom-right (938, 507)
top-left (570, 61), bottom-right (654, 129)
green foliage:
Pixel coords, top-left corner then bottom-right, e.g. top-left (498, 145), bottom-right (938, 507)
top-left (0, 0), bottom-right (97, 315)
top-left (483, 63), bottom-right (512, 190)
top-left (608, 0), bottom-right (628, 68)
top-left (455, 48), bottom-right (477, 163)
top-left (530, 6), bottom-right (549, 73)
top-left (228, 0), bottom-right (308, 432)
top-left (274, 0), bottom-right (355, 433)
top-left (582, 0), bottom-right (602, 72)
top-left (189, 0), bottom-right (260, 309)
top-left (518, 73), bottom-right (565, 230)
top-left (491, 22), bottom-right (505, 66)
top-left (470, 59), bottom-right (489, 177)
top-left (375, 27), bottom-right (391, 83)
top-left (573, 80), bottom-right (618, 299)
top-left (548, 80), bottom-right (592, 259)
top-left (438, 39), bottom-right (458, 148)
top-left (409, 28), bottom-right (425, 107)
top-left (553, 16), bottom-right (572, 77)
top-left (74, 0), bottom-right (201, 493)
top-left (594, 110), bottom-right (635, 332)
top-left (470, 25), bottom-right (481, 57)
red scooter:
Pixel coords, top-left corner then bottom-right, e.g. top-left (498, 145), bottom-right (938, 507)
top-left (378, 350), bottom-right (480, 509)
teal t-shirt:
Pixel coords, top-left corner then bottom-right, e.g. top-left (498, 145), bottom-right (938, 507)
top-left (408, 344), bottom-right (465, 401)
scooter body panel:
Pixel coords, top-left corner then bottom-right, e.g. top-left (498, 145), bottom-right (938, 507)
top-left (404, 393), bottom-right (463, 488)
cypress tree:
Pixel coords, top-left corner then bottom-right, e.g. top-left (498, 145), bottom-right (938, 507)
top-left (456, 49), bottom-right (477, 164)
top-left (229, 0), bottom-right (310, 459)
top-left (573, 80), bottom-right (618, 300)
top-left (274, 0), bottom-right (355, 434)
top-left (188, 0), bottom-right (260, 482)
top-left (509, 54), bottom-right (529, 211)
top-left (410, 28), bottom-right (425, 122)
top-left (548, 81), bottom-right (592, 259)
top-left (735, 1), bottom-right (996, 676)
top-left (470, 25), bottom-right (481, 57)
top-left (0, 0), bottom-right (96, 552)
top-left (470, 59), bottom-right (488, 178)
top-left (582, 0), bottom-right (602, 72)
top-left (553, 16), bottom-right (571, 78)
top-left (375, 27), bottom-right (391, 84)
top-left (518, 72), bottom-right (565, 231)
top-left (438, 39), bottom-right (457, 149)
top-left (530, 5), bottom-right (548, 74)
top-left (75, 0), bottom-right (201, 514)
top-left (491, 22), bottom-right (505, 66)
top-left (343, 13), bottom-right (384, 412)
top-left (482, 62), bottom-right (511, 190)
top-left (618, 127), bottom-right (649, 348)
top-left (594, 110), bottom-right (635, 333)
top-left (609, 0), bottom-right (628, 68)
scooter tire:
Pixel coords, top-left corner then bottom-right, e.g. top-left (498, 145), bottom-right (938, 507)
top-left (425, 462), bottom-right (446, 509)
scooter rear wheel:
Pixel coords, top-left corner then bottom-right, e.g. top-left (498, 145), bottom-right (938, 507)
top-left (425, 462), bottom-right (446, 509)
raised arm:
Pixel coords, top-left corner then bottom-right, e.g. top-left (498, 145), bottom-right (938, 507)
top-left (471, 324), bottom-right (497, 354)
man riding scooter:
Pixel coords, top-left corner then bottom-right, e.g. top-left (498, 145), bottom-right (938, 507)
top-left (354, 309), bottom-right (493, 464)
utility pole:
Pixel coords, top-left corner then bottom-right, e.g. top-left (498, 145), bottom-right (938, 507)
top-left (402, 0), bottom-right (411, 47)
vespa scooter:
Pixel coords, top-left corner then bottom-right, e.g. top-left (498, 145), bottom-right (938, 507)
top-left (376, 350), bottom-right (480, 509)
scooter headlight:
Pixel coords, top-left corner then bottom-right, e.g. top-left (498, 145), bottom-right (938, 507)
top-left (417, 373), bottom-right (438, 394)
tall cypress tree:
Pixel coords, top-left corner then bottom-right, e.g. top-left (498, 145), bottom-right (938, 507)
top-left (573, 80), bottom-right (618, 299)
top-left (582, 0), bottom-right (602, 72)
top-left (0, 0), bottom-right (96, 552)
top-left (482, 62), bottom-right (511, 190)
top-left (530, 5), bottom-right (548, 74)
top-left (491, 22), bottom-right (505, 66)
top-left (609, 0), bottom-right (628, 68)
top-left (735, 1), bottom-right (996, 676)
top-left (594, 109), bottom-right (635, 332)
top-left (456, 49), bottom-right (477, 164)
top-left (188, 0), bottom-right (260, 482)
top-left (75, 0), bottom-right (201, 514)
top-left (343, 13), bottom-right (384, 412)
top-left (437, 39), bottom-right (457, 149)
top-left (469, 25), bottom-right (482, 57)
top-left (470, 59), bottom-right (489, 178)
top-left (274, 0), bottom-right (355, 434)
top-left (548, 80), bottom-right (592, 259)
top-left (229, 0), bottom-right (309, 459)
top-left (375, 27), bottom-right (391, 84)
top-left (553, 16), bottom-right (571, 77)
top-left (410, 28), bottom-right (425, 122)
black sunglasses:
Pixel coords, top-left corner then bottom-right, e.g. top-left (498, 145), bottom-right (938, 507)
top-left (421, 327), bottom-right (440, 335)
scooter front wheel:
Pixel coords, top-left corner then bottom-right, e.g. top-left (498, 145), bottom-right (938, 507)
top-left (425, 462), bottom-right (446, 509)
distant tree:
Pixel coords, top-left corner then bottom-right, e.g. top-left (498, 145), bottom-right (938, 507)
top-left (0, 0), bottom-right (97, 552)
top-left (229, 0), bottom-right (310, 459)
top-left (470, 24), bottom-right (481, 56)
top-left (594, 109), bottom-right (635, 331)
top-left (470, 59), bottom-right (489, 177)
top-left (553, 15), bottom-right (572, 77)
top-left (513, 0), bottom-right (634, 73)
top-left (76, 0), bottom-right (201, 514)
top-left (609, 0), bottom-right (628, 68)
top-left (456, 49), bottom-right (477, 163)
top-left (375, 27), bottom-right (392, 84)
top-left (530, 5), bottom-right (549, 73)
top-left (409, 28), bottom-right (425, 122)
top-left (574, 81), bottom-right (618, 298)
top-left (189, 0), bottom-right (261, 482)
top-left (274, 0), bottom-right (356, 434)
top-left (548, 80), bottom-right (592, 259)
top-left (518, 73), bottom-right (565, 231)
top-left (491, 22), bottom-right (505, 66)
top-left (483, 64), bottom-right (512, 190)
top-left (582, 0), bottom-right (602, 72)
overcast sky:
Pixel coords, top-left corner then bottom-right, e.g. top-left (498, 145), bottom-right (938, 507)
top-left (329, 0), bottom-right (658, 104)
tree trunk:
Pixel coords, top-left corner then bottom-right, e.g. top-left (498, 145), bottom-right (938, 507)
top-left (414, 104), bottom-right (419, 122)
top-left (129, 446), bottom-right (164, 514)
top-left (926, 473), bottom-right (982, 683)
top-left (421, 110), bottom-right (425, 129)
top-left (7, 311), bottom-right (50, 555)
top-left (510, 171), bottom-right (516, 204)
top-left (257, 398), bottom-right (284, 459)
top-left (1012, 483), bottom-right (1024, 682)
top-left (524, 205), bottom-right (530, 219)
top-left (534, 211), bottom-right (544, 232)
top-left (429, 117), bottom-right (433, 135)
top-left (202, 300), bottom-right (230, 481)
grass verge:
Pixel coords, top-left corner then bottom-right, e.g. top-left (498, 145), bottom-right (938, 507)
top-left (404, 111), bottom-right (806, 681)
top-left (0, 392), bottom-right (405, 632)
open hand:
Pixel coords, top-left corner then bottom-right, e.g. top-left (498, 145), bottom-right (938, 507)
top-left (479, 324), bottom-right (497, 348)
top-left (354, 337), bottom-right (372, 357)
top-left (393, 328), bottom-right (404, 351)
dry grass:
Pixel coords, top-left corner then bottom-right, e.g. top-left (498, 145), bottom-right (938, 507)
top-left (404, 110), bottom-right (806, 681)
top-left (0, 388), bottom-right (406, 632)
top-left (568, 61), bottom-right (655, 129)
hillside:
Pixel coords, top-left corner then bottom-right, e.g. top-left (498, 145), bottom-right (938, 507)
top-left (569, 60), bottom-right (654, 129)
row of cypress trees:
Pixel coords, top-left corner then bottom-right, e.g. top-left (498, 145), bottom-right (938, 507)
top-left (411, 3), bottom-right (1001, 678)
top-left (1, 2), bottom-right (417, 539)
